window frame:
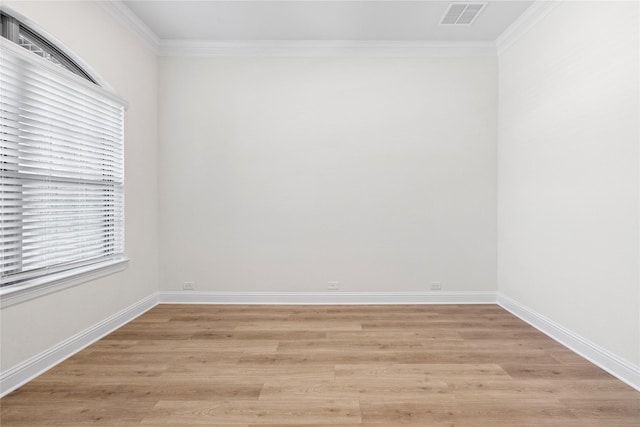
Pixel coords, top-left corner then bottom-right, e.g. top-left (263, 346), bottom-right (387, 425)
top-left (0, 7), bottom-right (128, 308)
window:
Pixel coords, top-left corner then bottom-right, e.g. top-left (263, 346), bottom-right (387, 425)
top-left (0, 10), bottom-right (127, 303)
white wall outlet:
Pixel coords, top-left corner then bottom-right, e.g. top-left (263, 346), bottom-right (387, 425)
top-left (430, 282), bottom-right (442, 291)
top-left (327, 281), bottom-right (340, 291)
top-left (183, 281), bottom-right (195, 290)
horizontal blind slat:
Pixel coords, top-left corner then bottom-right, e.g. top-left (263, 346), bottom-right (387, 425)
top-left (1, 39), bottom-right (126, 288)
top-left (0, 81), bottom-right (122, 131)
top-left (1, 60), bottom-right (123, 119)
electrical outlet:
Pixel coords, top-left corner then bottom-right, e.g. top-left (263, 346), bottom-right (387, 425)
top-left (430, 282), bottom-right (442, 291)
top-left (327, 281), bottom-right (340, 291)
top-left (183, 281), bottom-right (195, 290)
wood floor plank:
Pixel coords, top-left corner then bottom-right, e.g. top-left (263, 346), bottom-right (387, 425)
top-left (1, 304), bottom-right (638, 426)
top-left (234, 321), bottom-right (363, 331)
top-left (163, 363), bottom-right (336, 380)
top-left (560, 398), bottom-right (640, 424)
top-left (0, 399), bottom-right (156, 426)
top-left (258, 378), bottom-right (452, 401)
top-left (190, 330), bottom-right (328, 340)
top-left (140, 399), bottom-right (362, 425)
top-left (334, 363), bottom-right (511, 380)
top-left (359, 398), bottom-right (578, 425)
top-left (4, 378), bottom-right (264, 401)
top-left (90, 339), bottom-right (279, 354)
top-left (395, 349), bottom-right (560, 364)
top-left (500, 363), bottom-right (616, 380)
top-left (237, 351), bottom-right (400, 365)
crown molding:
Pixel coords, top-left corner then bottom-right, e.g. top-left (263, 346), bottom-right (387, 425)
top-left (496, 0), bottom-right (561, 56)
top-left (96, 1), bottom-right (499, 58)
top-left (98, 0), bottom-right (160, 54)
top-left (158, 40), bottom-right (497, 57)
top-left (97, 1), bottom-right (559, 58)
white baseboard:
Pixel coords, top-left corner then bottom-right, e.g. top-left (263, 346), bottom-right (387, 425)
top-left (498, 293), bottom-right (640, 392)
top-left (3, 291), bottom-right (637, 397)
top-left (158, 291), bottom-right (497, 305)
top-left (0, 293), bottom-right (158, 398)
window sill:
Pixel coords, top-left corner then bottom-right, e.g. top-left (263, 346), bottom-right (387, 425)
top-left (0, 258), bottom-right (129, 309)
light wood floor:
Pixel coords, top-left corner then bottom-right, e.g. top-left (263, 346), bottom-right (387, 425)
top-left (1, 304), bottom-right (639, 426)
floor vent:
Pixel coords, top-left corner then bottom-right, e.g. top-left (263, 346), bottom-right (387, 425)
top-left (440, 2), bottom-right (487, 25)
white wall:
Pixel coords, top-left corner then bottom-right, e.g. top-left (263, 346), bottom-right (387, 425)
top-left (159, 57), bottom-right (497, 293)
top-left (0, 0), bottom-right (637, 394)
top-left (498, 1), bottom-right (639, 367)
top-left (0, 1), bottom-right (159, 372)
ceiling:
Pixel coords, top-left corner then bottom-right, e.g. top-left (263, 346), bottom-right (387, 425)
top-left (121, 1), bottom-right (535, 42)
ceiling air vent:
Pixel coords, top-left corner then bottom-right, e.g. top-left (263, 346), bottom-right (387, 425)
top-left (440, 2), bottom-right (487, 25)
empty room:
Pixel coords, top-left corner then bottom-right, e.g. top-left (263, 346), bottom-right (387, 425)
top-left (0, 0), bottom-right (639, 425)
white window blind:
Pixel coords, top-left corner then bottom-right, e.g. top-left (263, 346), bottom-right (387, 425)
top-left (0, 39), bottom-right (126, 289)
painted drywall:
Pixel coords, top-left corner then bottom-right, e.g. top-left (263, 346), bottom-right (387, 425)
top-left (0, 1), bottom-right (159, 372)
top-left (159, 56), bottom-right (497, 293)
top-left (498, 1), bottom-right (639, 367)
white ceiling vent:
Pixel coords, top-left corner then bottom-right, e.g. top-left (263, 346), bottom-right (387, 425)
top-left (440, 2), bottom-right (487, 25)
